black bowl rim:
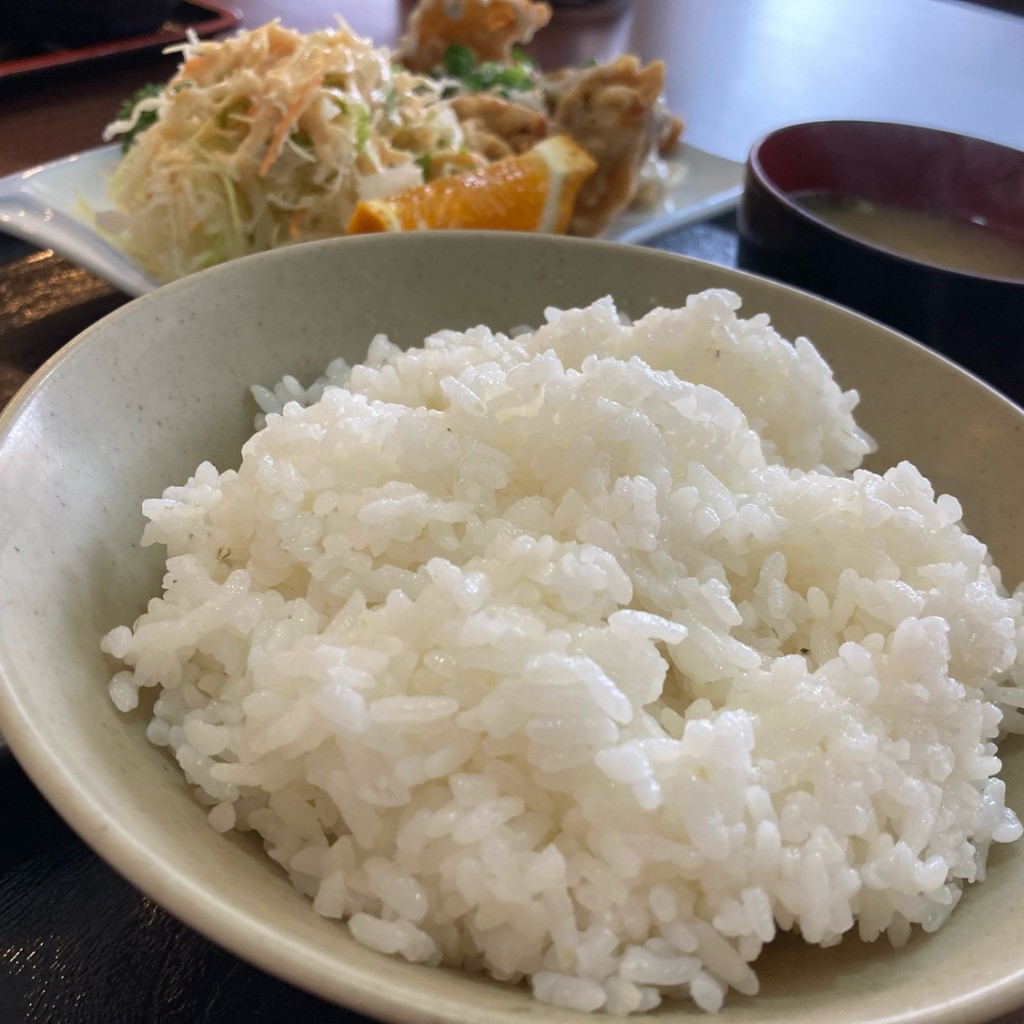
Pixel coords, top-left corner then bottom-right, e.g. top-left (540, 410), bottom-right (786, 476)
top-left (744, 118), bottom-right (1024, 286)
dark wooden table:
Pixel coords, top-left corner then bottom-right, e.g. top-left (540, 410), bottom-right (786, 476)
top-left (2, 2), bottom-right (1024, 1021)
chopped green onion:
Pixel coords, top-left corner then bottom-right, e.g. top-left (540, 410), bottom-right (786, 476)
top-left (437, 43), bottom-right (537, 97)
top-left (443, 43), bottom-right (476, 79)
top-left (510, 48), bottom-right (536, 69)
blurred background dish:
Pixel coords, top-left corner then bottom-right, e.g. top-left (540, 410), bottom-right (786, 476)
top-left (737, 120), bottom-right (1024, 407)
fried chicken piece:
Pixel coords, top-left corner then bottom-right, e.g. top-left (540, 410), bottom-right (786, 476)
top-left (656, 101), bottom-right (685, 156)
top-left (547, 55), bottom-right (683, 237)
top-left (399, 0), bottom-right (552, 73)
top-left (451, 93), bottom-right (549, 161)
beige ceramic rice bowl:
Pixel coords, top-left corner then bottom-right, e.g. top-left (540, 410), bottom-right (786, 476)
top-left (1, 233), bottom-right (1024, 1023)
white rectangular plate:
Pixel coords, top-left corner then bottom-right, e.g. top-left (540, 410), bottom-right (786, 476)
top-left (0, 144), bottom-right (743, 297)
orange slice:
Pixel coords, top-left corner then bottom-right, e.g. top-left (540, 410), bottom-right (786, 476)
top-left (347, 135), bottom-right (597, 236)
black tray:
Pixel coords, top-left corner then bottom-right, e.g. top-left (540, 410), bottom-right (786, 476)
top-left (0, 1), bottom-right (239, 83)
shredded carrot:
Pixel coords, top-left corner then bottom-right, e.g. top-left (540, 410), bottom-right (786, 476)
top-left (180, 52), bottom-right (218, 78)
top-left (259, 78), bottom-right (322, 178)
top-left (288, 208), bottom-right (306, 238)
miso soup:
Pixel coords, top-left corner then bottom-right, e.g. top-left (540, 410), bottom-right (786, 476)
top-left (797, 194), bottom-right (1024, 280)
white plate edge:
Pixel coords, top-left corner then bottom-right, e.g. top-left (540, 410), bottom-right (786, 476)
top-left (0, 143), bottom-right (743, 298)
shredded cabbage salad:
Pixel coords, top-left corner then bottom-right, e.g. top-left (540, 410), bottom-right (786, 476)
top-left (100, 22), bottom-right (478, 282)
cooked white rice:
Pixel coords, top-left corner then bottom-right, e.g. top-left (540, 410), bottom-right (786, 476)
top-left (102, 291), bottom-right (1024, 1014)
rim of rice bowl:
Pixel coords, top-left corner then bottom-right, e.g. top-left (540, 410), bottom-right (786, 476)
top-left (1, 233), bottom-right (1024, 1023)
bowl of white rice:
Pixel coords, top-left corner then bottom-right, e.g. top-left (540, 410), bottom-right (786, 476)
top-left (1, 232), bottom-right (1024, 1023)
